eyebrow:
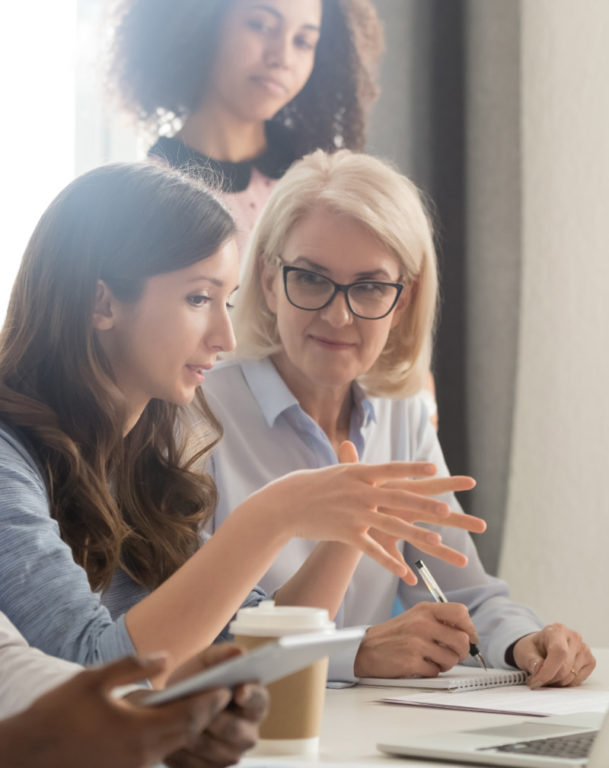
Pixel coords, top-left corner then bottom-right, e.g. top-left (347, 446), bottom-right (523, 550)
top-left (185, 275), bottom-right (225, 288)
top-left (292, 257), bottom-right (396, 281)
top-left (250, 4), bottom-right (321, 32)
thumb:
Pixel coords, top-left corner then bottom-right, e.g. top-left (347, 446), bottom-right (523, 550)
top-left (338, 440), bottom-right (359, 464)
top-left (83, 654), bottom-right (169, 694)
top-left (169, 643), bottom-right (243, 685)
top-left (525, 654), bottom-right (544, 677)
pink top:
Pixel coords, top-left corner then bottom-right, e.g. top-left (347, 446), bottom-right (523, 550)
top-left (148, 131), bottom-right (295, 268)
top-left (218, 168), bottom-right (278, 260)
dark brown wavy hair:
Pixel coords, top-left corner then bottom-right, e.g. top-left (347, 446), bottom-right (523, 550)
top-left (107, 0), bottom-right (383, 153)
top-left (0, 162), bottom-right (236, 592)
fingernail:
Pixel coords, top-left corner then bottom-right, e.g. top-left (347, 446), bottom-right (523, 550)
top-left (424, 464), bottom-right (436, 475)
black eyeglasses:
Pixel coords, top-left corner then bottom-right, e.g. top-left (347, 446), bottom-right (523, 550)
top-left (282, 265), bottom-right (403, 320)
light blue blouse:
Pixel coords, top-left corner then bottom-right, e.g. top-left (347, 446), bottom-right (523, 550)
top-left (205, 357), bottom-right (544, 681)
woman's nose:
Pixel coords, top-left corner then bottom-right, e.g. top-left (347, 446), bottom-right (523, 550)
top-left (264, 33), bottom-right (291, 69)
top-left (319, 291), bottom-right (353, 327)
top-left (205, 308), bottom-right (236, 354)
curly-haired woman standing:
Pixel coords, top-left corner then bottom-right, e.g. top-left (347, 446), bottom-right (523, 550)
top-left (109, 0), bottom-right (383, 252)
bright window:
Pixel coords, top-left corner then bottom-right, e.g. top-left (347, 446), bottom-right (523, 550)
top-left (0, 2), bottom-right (77, 320)
top-left (0, 0), bottom-right (138, 322)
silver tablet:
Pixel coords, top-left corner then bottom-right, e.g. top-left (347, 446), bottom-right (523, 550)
top-left (143, 626), bottom-right (364, 706)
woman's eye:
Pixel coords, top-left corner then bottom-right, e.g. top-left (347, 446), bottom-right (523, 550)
top-left (295, 270), bottom-right (326, 285)
top-left (294, 35), bottom-right (316, 51)
top-left (352, 282), bottom-right (386, 296)
top-left (247, 16), bottom-right (274, 34)
top-left (187, 294), bottom-right (211, 307)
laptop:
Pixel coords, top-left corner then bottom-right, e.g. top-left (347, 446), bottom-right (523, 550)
top-left (378, 708), bottom-right (609, 767)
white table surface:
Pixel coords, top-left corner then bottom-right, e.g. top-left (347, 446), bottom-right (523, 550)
top-left (242, 648), bottom-right (609, 767)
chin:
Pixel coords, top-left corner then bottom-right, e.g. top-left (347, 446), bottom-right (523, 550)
top-left (167, 388), bottom-right (198, 407)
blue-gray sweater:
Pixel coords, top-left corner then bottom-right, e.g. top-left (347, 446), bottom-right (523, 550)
top-left (0, 425), bottom-right (263, 665)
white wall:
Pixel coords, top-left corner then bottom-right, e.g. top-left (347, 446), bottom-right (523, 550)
top-left (500, 0), bottom-right (609, 644)
top-left (465, 0), bottom-right (521, 573)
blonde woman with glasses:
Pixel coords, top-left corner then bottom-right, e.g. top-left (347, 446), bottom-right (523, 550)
top-left (204, 149), bottom-right (594, 687)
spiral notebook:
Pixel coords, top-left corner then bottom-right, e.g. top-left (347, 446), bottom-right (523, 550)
top-left (359, 664), bottom-right (527, 691)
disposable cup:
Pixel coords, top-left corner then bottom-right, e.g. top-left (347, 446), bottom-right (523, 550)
top-left (230, 600), bottom-right (335, 756)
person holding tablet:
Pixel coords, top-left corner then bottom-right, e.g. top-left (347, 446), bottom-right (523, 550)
top-left (0, 610), bottom-right (268, 768)
top-left (0, 161), bottom-right (484, 682)
top-left (204, 149), bottom-right (595, 687)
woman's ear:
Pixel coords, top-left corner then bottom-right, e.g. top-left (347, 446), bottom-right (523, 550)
top-left (390, 280), bottom-right (416, 329)
top-left (92, 280), bottom-right (117, 331)
top-left (260, 262), bottom-right (279, 314)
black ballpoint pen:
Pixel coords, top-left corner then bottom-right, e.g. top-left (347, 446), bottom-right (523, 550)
top-left (414, 559), bottom-right (488, 671)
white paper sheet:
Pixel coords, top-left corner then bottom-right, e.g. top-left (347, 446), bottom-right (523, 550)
top-left (381, 686), bottom-right (609, 717)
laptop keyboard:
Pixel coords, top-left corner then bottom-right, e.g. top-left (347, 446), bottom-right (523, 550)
top-left (480, 730), bottom-right (597, 759)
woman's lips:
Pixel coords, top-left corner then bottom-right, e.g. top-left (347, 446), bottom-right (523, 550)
top-left (185, 365), bottom-right (206, 383)
top-left (185, 363), bottom-right (214, 383)
top-left (309, 335), bottom-right (356, 350)
top-left (250, 75), bottom-right (288, 97)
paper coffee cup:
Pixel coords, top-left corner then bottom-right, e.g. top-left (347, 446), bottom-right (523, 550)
top-left (230, 601), bottom-right (335, 756)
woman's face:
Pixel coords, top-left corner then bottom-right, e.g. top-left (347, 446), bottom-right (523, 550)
top-left (208, 0), bottom-right (323, 123)
top-left (94, 240), bottom-right (239, 424)
top-left (262, 208), bottom-right (408, 399)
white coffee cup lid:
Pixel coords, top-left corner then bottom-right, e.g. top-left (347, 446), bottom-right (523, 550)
top-left (230, 600), bottom-right (335, 636)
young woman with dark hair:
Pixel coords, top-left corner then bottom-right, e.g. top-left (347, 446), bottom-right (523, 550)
top-left (0, 161), bottom-right (484, 682)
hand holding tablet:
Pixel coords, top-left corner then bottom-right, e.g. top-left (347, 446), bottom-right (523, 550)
top-left (143, 626), bottom-right (364, 707)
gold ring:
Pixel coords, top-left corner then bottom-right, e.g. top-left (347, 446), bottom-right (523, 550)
top-left (571, 668), bottom-right (578, 676)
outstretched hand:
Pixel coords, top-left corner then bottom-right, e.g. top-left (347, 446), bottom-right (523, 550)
top-left (336, 440), bottom-right (484, 584)
top-left (251, 440), bottom-right (484, 582)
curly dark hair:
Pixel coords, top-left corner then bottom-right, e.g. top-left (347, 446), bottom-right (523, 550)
top-left (0, 162), bottom-right (235, 592)
top-left (108, 0), bottom-right (383, 154)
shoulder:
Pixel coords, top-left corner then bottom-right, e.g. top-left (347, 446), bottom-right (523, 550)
top-left (368, 391), bottom-right (430, 428)
top-left (363, 391), bottom-right (439, 463)
top-left (0, 424), bottom-right (45, 487)
top-left (204, 359), bottom-right (276, 445)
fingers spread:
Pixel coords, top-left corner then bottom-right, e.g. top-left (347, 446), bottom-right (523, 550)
top-left (373, 487), bottom-right (485, 533)
top-left (362, 461), bottom-right (438, 483)
top-left (384, 476), bottom-right (476, 495)
top-left (357, 532), bottom-right (412, 581)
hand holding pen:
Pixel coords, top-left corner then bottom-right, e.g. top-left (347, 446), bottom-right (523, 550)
top-left (415, 559), bottom-right (488, 671)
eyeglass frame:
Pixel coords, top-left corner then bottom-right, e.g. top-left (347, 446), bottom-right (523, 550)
top-left (281, 264), bottom-right (404, 320)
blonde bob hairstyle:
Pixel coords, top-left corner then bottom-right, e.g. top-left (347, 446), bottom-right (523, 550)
top-left (232, 149), bottom-right (438, 399)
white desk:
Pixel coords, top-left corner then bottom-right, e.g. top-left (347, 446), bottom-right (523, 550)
top-left (243, 649), bottom-right (609, 767)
